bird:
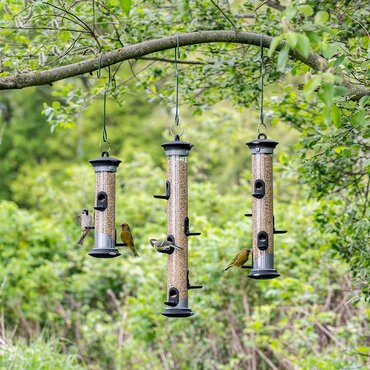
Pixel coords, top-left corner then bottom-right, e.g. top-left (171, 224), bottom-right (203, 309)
top-left (77, 209), bottom-right (92, 246)
top-left (120, 223), bottom-right (139, 257)
top-left (224, 248), bottom-right (252, 271)
top-left (150, 239), bottom-right (183, 253)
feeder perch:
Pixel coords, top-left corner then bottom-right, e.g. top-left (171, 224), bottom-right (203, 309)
top-left (273, 216), bottom-right (287, 235)
top-left (153, 180), bottom-right (171, 200)
top-left (158, 136), bottom-right (200, 318)
top-left (88, 153), bottom-right (122, 258)
top-left (187, 270), bottom-right (203, 290)
top-left (246, 136), bottom-right (280, 279)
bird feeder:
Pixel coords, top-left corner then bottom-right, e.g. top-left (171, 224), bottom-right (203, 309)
top-left (154, 135), bottom-right (202, 317)
top-left (246, 134), bottom-right (283, 279)
top-left (88, 152), bottom-right (122, 258)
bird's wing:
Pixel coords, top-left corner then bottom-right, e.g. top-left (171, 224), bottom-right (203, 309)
top-left (172, 244), bottom-right (183, 250)
top-left (230, 253), bottom-right (240, 265)
top-left (81, 214), bottom-right (91, 228)
top-left (121, 230), bottom-right (134, 245)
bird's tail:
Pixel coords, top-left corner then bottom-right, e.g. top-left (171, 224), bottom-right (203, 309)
top-left (77, 234), bottom-right (85, 246)
top-left (224, 265), bottom-right (231, 272)
top-left (132, 246), bottom-right (139, 257)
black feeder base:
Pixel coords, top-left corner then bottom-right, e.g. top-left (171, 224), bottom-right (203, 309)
top-left (248, 269), bottom-right (280, 280)
top-left (162, 308), bottom-right (195, 318)
top-left (88, 248), bottom-right (121, 258)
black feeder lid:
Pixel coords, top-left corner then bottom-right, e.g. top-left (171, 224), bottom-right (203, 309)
top-left (89, 156), bottom-right (122, 168)
top-left (161, 135), bottom-right (194, 156)
top-left (246, 134), bottom-right (278, 154)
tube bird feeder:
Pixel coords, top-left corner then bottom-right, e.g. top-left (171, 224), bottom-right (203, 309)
top-left (156, 135), bottom-right (201, 317)
top-left (88, 153), bottom-right (122, 258)
top-left (246, 134), bottom-right (280, 279)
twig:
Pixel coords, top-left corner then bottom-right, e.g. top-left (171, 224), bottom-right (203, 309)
top-left (254, 346), bottom-right (278, 370)
top-left (210, 0), bottom-right (238, 31)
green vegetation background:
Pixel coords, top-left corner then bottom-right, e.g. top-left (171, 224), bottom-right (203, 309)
top-left (0, 80), bottom-right (368, 369)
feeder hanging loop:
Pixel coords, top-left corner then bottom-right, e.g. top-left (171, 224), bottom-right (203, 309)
top-left (257, 33), bottom-right (267, 138)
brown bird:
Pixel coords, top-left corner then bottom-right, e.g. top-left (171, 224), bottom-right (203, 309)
top-left (224, 248), bottom-right (252, 271)
top-left (120, 223), bottom-right (139, 257)
top-left (77, 209), bottom-right (92, 246)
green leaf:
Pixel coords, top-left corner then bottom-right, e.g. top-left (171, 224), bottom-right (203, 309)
top-left (296, 34), bottom-right (311, 58)
top-left (359, 96), bottom-right (370, 107)
top-left (318, 83), bottom-right (334, 106)
top-left (299, 5), bottom-right (313, 16)
top-left (52, 101), bottom-right (61, 110)
top-left (120, 0), bottom-right (132, 15)
top-left (356, 346), bottom-right (370, 354)
top-left (303, 76), bottom-right (321, 99)
top-left (285, 32), bottom-right (297, 48)
top-left (323, 106), bottom-right (332, 125)
top-left (333, 55), bottom-right (346, 67)
top-left (322, 42), bottom-right (340, 59)
top-left (334, 85), bottom-right (347, 97)
top-left (284, 7), bottom-right (297, 21)
top-left (332, 105), bottom-right (342, 127)
top-left (268, 35), bottom-right (283, 56)
top-left (59, 31), bottom-right (71, 43)
top-left (306, 31), bottom-right (321, 44)
top-left (351, 109), bottom-right (366, 128)
top-left (277, 44), bottom-right (290, 72)
top-left (314, 11), bottom-right (329, 25)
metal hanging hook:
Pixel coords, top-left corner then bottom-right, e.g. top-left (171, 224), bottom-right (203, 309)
top-left (258, 33), bottom-right (267, 139)
top-left (97, 53), bottom-right (112, 154)
top-left (170, 34), bottom-right (184, 138)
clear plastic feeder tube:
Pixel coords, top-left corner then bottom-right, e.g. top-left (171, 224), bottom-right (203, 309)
top-left (246, 137), bottom-right (280, 279)
top-left (89, 155), bottom-right (121, 258)
top-left (161, 139), bottom-right (194, 318)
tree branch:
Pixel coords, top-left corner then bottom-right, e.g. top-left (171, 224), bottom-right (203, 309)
top-left (0, 30), bottom-right (367, 100)
top-left (0, 31), bottom-right (322, 88)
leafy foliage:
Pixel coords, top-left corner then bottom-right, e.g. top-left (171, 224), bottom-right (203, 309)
top-left (0, 0), bottom-right (369, 368)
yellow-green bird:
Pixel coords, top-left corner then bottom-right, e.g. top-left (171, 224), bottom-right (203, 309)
top-left (224, 248), bottom-right (252, 271)
top-left (120, 223), bottom-right (139, 257)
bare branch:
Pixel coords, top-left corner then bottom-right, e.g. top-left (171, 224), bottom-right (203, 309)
top-left (0, 30), bottom-right (367, 100)
top-left (0, 31), bottom-right (322, 88)
top-left (255, 1), bottom-right (285, 11)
